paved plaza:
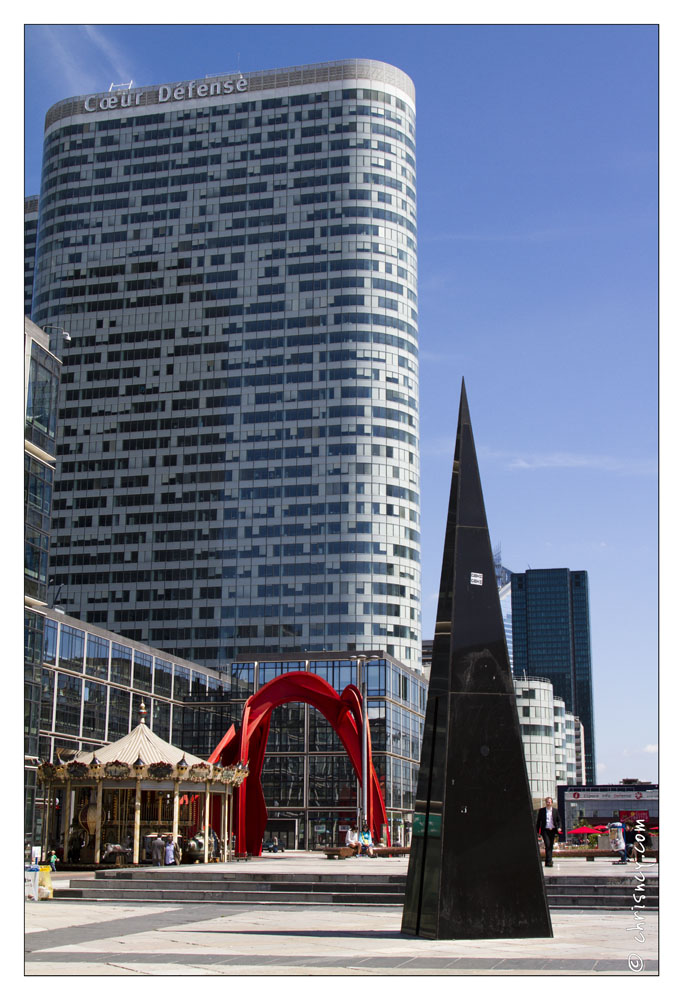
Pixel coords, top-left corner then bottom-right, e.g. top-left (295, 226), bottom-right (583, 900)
top-left (24, 853), bottom-right (658, 976)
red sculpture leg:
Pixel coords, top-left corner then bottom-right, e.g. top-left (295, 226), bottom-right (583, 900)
top-left (209, 671), bottom-right (389, 856)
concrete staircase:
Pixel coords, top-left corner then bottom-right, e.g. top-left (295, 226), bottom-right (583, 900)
top-left (54, 867), bottom-right (658, 910)
top-left (544, 874), bottom-right (658, 910)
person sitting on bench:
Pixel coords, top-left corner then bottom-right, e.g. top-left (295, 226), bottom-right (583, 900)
top-left (358, 822), bottom-right (375, 857)
top-left (345, 824), bottom-right (360, 855)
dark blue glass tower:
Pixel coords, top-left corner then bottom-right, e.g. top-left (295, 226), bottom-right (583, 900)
top-left (511, 568), bottom-right (596, 783)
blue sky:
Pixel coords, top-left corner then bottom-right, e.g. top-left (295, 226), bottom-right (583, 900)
top-left (23, 23), bottom-right (658, 785)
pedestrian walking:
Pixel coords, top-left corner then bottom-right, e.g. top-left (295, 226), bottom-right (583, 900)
top-left (164, 837), bottom-right (176, 865)
top-left (535, 796), bottom-right (562, 867)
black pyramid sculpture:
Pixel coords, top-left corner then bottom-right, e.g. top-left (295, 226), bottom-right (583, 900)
top-left (401, 381), bottom-right (552, 939)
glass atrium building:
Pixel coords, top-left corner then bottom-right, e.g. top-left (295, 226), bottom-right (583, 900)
top-left (25, 317), bottom-right (62, 848)
top-left (30, 607), bottom-right (426, 850)
top-left (31, 60), bottom-right (421, 670)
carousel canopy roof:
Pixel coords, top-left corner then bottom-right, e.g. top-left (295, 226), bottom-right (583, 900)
top-left (73, 719), bottom-right (207, 767)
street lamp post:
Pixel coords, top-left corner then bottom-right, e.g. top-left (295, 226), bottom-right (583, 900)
top-left (41, 325), bottom-right (71, 359)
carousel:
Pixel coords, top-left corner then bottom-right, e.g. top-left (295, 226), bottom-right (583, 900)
top-left (36, 701), bottom-right (248, 866)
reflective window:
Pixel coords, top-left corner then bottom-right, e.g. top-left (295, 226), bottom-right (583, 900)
top-left (173, 665), bottom-right (190, 699)
top-left (207, 675), bottom-right (222, 701)
top-left (230, 662), bottom-right (254, 698)
top-left (154, 658), bottom-right (173, 698)
top-left (191, 670), bottom-right (207, 698)
top-left (152, 699), bottom-right (171, 741)
top-left (85, 634), bottom-right (109, 679)
top-left (24, 529), bottom-right (49, 596)
top-left (262, 755), bottom-right (304, 806)
top-left (58, 625), bottom-right (84, 672)
top-left (24, 455), bottom-right (53, 517)
top-left (309, 755), bottom-right (356, 807)
top-left (40, 669), bottom-right (54, 730)
top-left (82, 679), bottom-right (107, 740)
top-left (310, 660), bottom-right (354, 693)
top-left (26, 350), bottom-right (59, 444)
top-left (266, 703), bottom-right (305, 751)
top-left (259, 660), bottom-right (306, 686)
top-left (133, 649), bottom-right (152, 692)
top-left (308, 707), bottom-right (343, 751)
top-left (366, 660), bottom-right (386, 696)
top-left (173, 704), bottom-right (199, 748)
top-left (368, 700), bottom-right (386, 751)
top-left (43, 619), bottom-right (57, 666)
top-left (108, 687), bottom-right (130, 739)
top-left (55, 673), bottom-right (82, 735)
top-left (111, 642), bottom-right (132, 686)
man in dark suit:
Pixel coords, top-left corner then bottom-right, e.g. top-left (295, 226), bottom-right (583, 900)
top-left (535, 796), bottom-right (562, 867)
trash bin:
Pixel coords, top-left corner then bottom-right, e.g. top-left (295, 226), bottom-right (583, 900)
top-left (37, 866), bottom-right (53, 899)
top-left (24, 865), bottom-right (40, 901)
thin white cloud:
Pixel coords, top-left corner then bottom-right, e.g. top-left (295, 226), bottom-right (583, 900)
top-left (423, 228), bottom-right (572, 244)
top-left (38, 26), bottom-right (96, 96)
top-left (481, 447), bottom-right (656, 478)
top-left (420, 350), bottom-right (463, 364)
top-left (33, 26), bottom-right (133, 97)
top-left (596, 762), bottom-right (607, 772)
top-left (643, 744), bottom-right (658, 754)
top-left (82, 25), bottom-right (132, 85)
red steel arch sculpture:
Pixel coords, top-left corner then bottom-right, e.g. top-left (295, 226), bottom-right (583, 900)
top-left (209, 671), bottom-right (389, 856)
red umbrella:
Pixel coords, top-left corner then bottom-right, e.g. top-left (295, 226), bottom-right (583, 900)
top-left (568, 826), bottom-right (601, 835)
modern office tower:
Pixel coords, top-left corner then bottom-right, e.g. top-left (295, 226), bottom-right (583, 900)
top-left (513, 676), bottom-right (556, 807)
top-left (25, 195), bottom-right (39, 316)
top-left (511, 568), bottom-right (596, 782)
top-left (24, 317), bottom-right (62, 852)
top-left (32, 59), bottom-right (420, 670)
top-left (32, 606), bottom-right (426, 850)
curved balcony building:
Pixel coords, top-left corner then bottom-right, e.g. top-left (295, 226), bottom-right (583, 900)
top-left (33, 60), bottom-right (421, 669)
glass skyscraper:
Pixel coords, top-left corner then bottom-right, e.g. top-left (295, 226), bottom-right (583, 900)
top-left (510, 568), bottom-right (596, 782)
top-left (31, 60), bottom-right (421, 670)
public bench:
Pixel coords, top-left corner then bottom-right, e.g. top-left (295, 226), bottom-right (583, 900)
top-left (554, 848), bottom-right (658, 863)
top-left (320, 845), bottom-right (411, 860)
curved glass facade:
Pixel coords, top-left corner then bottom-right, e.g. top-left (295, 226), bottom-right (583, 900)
top-left (33, 609), bottom-right (426, 850)
top-left (34, 60), bottom-right (421, 669)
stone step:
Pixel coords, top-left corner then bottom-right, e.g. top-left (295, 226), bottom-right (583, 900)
top-left (543, 882), bottom-right (657, 895)
top-left (54, 887), bottom-right (404, 904)
top-left (74, 880), bottom-right (657, 902)
top-left (546, 896), bottom-right (658, 909)
top-left (54, 868), bottom-right (658, 910)
top-left (74, 878), bottom-right (405, 895)
top-left (53, 886), bottom-right (658, 910)
top-left (95, 869), bottom-right (406, 884)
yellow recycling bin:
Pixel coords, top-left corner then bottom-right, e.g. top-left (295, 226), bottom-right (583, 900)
top-left (37, 866), bottom-right (53, 900)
